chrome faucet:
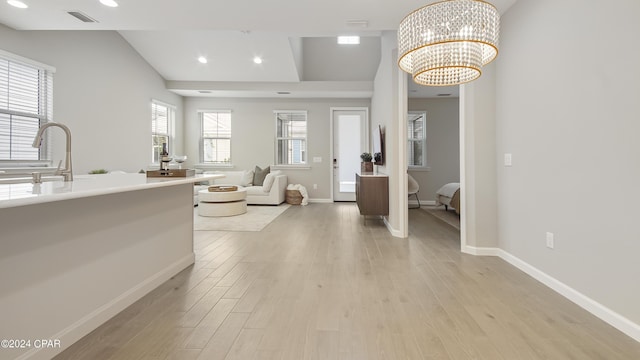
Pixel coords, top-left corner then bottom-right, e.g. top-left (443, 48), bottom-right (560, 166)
top-left (32, 122), bottom-right (73, 181)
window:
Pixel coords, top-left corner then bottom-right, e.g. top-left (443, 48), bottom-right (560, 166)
top-left (408, 111), bottom-right (426, 167)
top-left (275, 111), bottom-right (307, 165)
top-left (201, 111), bottom-right (231, 164)
top-left (151, 100), bottom-right (174, 164)
top-left (0, 52), bottom-right (54, 162)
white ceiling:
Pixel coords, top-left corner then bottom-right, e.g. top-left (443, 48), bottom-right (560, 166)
top-left (0, 0), bottom-right (517, 98)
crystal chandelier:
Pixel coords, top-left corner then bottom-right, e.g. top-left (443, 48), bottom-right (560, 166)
top-left (398, 0), bottom-right (500, 86)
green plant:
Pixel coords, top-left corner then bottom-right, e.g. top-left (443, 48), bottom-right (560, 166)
top-left (88, 169), bottom-right (108, 174)
top-left (360, 152), bottom-right (372, 162)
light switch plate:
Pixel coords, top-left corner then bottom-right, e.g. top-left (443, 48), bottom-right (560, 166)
top-left (313, 157), bottom-right (322, 163)
top-left (546, 232), bottom-right (554, 249)
top-left (504, 153), bottom-right (512, 167)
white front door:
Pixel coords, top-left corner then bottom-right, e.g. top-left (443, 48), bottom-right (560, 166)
top-left (332, 108), bottom-right (368, 201)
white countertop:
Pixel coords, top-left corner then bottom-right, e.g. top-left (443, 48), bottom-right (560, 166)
top-left (0, 173), bottom-right (223, 209)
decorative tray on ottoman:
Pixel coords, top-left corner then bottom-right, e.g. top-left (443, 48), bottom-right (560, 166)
top-left (208, 185), bottom-right (238, 192)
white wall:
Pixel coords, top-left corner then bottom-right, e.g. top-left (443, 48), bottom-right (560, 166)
top-left (183, 97), bottom-right (370, 200)
top-left (460, 62), bottom-right (499, 250)
top-left (0, 25), bottom-right (184, 174)
top-left (408, 97), bottom-right (460, 201)
top-left (371, 31), bottom-right (405, 236)
top-left (497, 0), bottom-right (640, 326)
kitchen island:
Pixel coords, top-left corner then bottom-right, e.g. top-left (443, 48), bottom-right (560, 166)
top-left (0, 173), bottom-right (222, 360)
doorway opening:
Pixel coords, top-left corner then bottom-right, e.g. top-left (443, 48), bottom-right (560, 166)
top-left (330, 108), bottom-right (369, 202)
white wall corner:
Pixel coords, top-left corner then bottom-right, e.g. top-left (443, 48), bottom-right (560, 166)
top-left (383, 216), bottom-right (404, 238)
top-left (497, 249), bottom-right (640, 343)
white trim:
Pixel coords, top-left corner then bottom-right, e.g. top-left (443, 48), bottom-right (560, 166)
top-left (408, 110), bottom-right (427, 168)
top-left (408, 199), bottom-right (437, 207)
top-left (17, 253), bottom-right (195, 360)
top-left (397, 63), bottom-right (408, 238)
top-left (0, 49), bottom-right (56, 72)
top-left (329, 107), bottom-right (369, 202)
top-left (461, 245), bottom-right (500, 256)
top-left (197, 109), bottom-right (232, 113)
top-left (274, 110), bottom-right (308, 167)
top-left (273, 109), bottom-right (308, 115)
top-left (496, 249), bottom-right (640, 342)
top-left (309, 198), bottom-right (333, 203)
top-left (459, 84), bottom-right (468, 252)
top-left (384, 216), bottom-right (403, 238)
top-left (460, 247), bottom-right (640, 342)
top-left (199, 110), bottom-right (232, 164)
top-left (151, 98), bottom-right (177, 110)
top-left (271, 165), bottom-right (311, 170)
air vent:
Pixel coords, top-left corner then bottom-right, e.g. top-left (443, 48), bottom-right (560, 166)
top-left (277, 91), bottom-right (291, 95)
top-left (437, 93), bottom-right (451, 97)
top-left (198, 90), bottom-right (212, 94)
top-left (67, 11), bottom-right (98, 23)
top-left (346, 20), bottom-right (369, 28)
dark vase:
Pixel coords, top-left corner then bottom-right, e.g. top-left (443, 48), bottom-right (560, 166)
top-left (361, 162), bottom-right (373, 173)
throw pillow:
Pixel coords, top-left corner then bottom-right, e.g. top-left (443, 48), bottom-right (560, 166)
top-left (240, 170), bottom-right (254, 187)
top-left (262, 170), bottom-right (282, 192)
top-left (253, 165), bottom-right (270, 186)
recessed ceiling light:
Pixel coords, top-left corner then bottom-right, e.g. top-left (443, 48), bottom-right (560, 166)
top-left (99, 0), bottom-right (118, 7)
top-left (198, 56), bottom-right (208, 64)
top-left (7, 0), bottom-right (28, 9)
top-left (253, 57), bottom-right (263, 64)
top-left (337, 36), bottom-right (360, 45)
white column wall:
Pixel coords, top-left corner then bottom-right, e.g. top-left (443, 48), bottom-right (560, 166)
top-left (497, 0), bottom-right (640, 327)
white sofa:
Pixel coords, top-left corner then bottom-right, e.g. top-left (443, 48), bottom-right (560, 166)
top-left (194, 170), bottom-right (287, 205)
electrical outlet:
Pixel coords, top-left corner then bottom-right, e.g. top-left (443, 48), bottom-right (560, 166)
top-left (313, 157), bottom-right (322, 163)
top-left (546, 232), bottom-right (554, 249)
top-left (313, 184), bottom-right (318, 189)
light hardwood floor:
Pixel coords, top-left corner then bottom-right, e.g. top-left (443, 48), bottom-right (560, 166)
top-left (55, 203), bottom-right (640, 359)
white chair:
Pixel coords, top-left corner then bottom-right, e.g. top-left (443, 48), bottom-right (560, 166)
top-left (408, 173), bottom-right (420, 209)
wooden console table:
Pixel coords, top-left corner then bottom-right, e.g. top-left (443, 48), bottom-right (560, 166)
top-left (355, 173), bottom-right (389, 218)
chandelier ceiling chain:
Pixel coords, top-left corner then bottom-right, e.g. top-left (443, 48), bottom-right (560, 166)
top-left (398, 0), bottom-right (500, 86)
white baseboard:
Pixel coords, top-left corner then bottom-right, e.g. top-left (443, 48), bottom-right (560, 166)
top-left (383, 217), bottom-right (404, 238)
top-left (461, 245), bottom-right (500, 256)
top-left (309, 198), bottom-right (333, 203)
top-left (409, 199), bottom-right (436, 206)
top-left (495, 249), bottom-right (640, 343)
top-left (20, 254), bottom-right (196, 360)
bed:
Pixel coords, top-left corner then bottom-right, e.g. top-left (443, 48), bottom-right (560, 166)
top-left (435, 182), bottom-right (460, 214)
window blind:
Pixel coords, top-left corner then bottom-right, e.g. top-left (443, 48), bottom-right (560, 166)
top-left (275, 111), bottom-right (307, 165)
top-left (0, 55), bottom-right (53, 161)
top-left (201, 111), bottom-right (231, 163)
top-left (151, 102), bottom-right (169, 136)
top-left (151, 101), bottom-right (173, 163)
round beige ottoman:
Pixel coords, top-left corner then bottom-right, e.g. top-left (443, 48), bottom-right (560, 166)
top-left (198, 187), bottom-right (247, 217)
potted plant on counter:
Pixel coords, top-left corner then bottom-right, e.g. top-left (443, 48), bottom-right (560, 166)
top-left (374, 152), bottom-right (383, 165)
top-left (360, 152), bottom-right (373, 173)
